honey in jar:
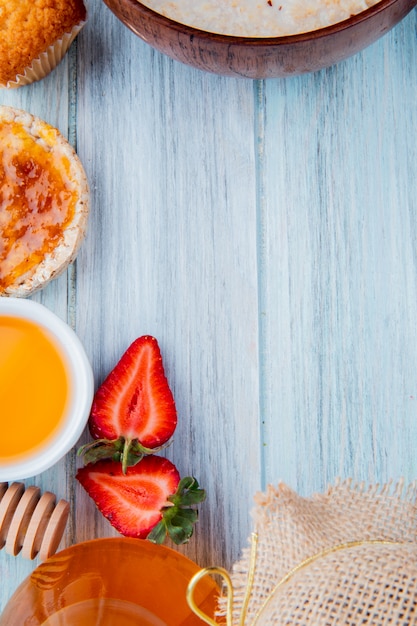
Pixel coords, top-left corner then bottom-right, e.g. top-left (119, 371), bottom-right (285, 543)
top-left (0, 538), bottom-right (220, 625)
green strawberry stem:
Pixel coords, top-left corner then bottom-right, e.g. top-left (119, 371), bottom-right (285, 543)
top-left (77, 437), bottom-right (170, 473)
top-left (147, 476), bottom-right (206, 545)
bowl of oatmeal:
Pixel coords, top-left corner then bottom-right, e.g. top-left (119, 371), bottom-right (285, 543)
top-left (103, 0), bottom-right (416, 77)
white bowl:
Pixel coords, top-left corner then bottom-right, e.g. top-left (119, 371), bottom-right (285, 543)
top-left (0, 298), bottom-right (94, 480)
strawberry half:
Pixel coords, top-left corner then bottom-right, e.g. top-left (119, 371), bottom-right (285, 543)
top-left (78, 336), bottom-right (177, 473)
top-left (76, 457), bottom-right (206, 545)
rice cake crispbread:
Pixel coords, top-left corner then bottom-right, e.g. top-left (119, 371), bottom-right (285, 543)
top-left (0, 106), bottom-right (89, 297)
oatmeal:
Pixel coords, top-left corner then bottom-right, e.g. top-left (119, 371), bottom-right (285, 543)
top-left (139, 0), bottom-right (382, 37)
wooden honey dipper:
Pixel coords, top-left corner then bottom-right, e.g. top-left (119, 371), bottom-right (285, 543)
top-left (0, 482), bottom-right (69, 561)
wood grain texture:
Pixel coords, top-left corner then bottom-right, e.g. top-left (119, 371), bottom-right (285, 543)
top-left (74, 0), bottom-right (260, 571)
top-left (1, 0), bottom-right (417, 615)
top-left (260, 10), bottom-right (417, 495)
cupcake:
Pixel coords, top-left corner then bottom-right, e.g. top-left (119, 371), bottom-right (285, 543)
top-left (0, 0), bottom-right (87, 88)
top-left (0, 105), bottom-right (89, 297)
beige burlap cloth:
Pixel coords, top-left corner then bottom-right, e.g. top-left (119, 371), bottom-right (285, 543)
top-left (188, 479), bottom-right (417, 625)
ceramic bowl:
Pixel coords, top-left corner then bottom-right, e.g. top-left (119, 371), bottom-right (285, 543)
top-left (102, 0), bottom-right (417, 78)
top-left (0, 537), bottom-right (219, 625)
top-left (0, 298), bottom-right (94, 481)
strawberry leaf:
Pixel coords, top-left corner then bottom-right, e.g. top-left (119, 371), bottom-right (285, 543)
top-left (165, 519), bottom-right (194, 545)
top-left (169, 476), bottom-right (206, 506)
top-left (147, 475), bottom-right (206, 545)
top-left (147, 521), bottom-right (168, 544)
top-left (77, 436), bottom-right (170, 473)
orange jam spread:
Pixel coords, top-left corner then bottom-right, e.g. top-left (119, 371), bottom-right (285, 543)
top-left (0, 119), bottom-right (78, 291)
top-left (0, 315), bottom-right (70, 461)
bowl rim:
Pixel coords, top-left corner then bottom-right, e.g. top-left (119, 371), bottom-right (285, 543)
top-left (0, 298), bottom-right (94, 481)
top-left (112, 0), bottom-right (402, 43)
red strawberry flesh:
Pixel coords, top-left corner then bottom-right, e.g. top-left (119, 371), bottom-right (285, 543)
top-left (76, 456), bottom-right (180, 539)
top-left (90, 336), bottom-right (177, 448)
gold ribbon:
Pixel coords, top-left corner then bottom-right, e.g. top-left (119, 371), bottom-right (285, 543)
top-left (186, 534), bottom-right (407, 625)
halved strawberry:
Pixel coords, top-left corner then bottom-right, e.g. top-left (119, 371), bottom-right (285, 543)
top-left (78, 336), bottom-right (177, 472)
top-left (76, 456), bottom-right (205, 545)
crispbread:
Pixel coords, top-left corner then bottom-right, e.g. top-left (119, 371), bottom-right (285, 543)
top-left (0, 106), bottom-right (89, 297)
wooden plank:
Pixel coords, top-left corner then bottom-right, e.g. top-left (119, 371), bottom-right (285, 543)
top-left (74, 1), bottom-right (260, 572)
top-left (260, 11), bottom-right (417, 496)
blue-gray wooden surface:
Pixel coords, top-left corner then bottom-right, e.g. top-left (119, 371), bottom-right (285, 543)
top-left (1, 0), bottom-right (417, 612)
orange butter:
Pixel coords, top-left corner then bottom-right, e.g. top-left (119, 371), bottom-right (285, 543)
top-left (0, 315), bottom-right (70, 462)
